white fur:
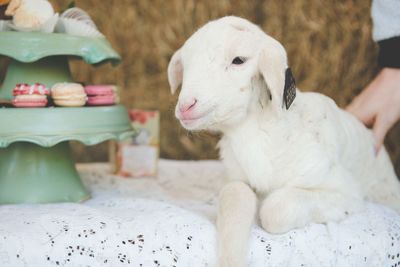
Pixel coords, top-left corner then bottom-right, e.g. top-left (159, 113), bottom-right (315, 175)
top-left (168, 16), bottom-right (400, 267)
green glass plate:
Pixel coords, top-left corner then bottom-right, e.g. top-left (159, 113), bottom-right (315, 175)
top-left (0, 32), bottom-right (121, 65)
top-left (0, 105), bottom-right (135, 148)
top-left (0, 105), bottom-right (135, 204)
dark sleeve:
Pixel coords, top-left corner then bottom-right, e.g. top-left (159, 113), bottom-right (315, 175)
top-left (377, 37), bottom-right (400, 68)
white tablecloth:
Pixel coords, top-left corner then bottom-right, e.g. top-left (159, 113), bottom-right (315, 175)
top-left (0, 160), bottom-right (400, 267)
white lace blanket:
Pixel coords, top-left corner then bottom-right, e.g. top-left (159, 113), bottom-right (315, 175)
top-left (0, 160), bottom-right (399, 267)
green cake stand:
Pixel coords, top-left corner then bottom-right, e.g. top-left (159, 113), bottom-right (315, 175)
top-left (0, 32), bottom-right (135, 204)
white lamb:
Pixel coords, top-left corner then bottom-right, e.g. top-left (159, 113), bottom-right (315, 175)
top-left (167, 16), bottom-right (400, 267)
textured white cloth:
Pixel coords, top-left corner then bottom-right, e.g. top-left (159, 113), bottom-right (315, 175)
top-left (372, 0), bottom-right (400, 41)
top-left (0, 160), bottom-right (400, 267)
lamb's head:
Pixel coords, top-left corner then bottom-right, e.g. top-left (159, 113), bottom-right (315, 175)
top-left (168, 16), bottom-right (292, 132)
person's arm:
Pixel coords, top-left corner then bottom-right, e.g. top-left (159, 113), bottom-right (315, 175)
top-left (347, 0), bottom-right (400, 152)
top-left (347, 68), bottom-right (400, 152)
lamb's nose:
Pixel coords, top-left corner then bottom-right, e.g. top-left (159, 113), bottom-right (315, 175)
top-left (179, 98), bottom-right (198, 114)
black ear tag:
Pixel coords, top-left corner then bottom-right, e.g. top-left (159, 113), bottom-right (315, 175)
top-left (283, 68), bottom-right (296, 109)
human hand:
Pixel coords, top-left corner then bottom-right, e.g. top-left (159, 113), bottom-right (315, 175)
top-left (347, 68), bottom-right (400, 153)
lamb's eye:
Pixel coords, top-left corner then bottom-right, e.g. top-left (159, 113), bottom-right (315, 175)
top-left (232, 57), bottom-right (246, 65)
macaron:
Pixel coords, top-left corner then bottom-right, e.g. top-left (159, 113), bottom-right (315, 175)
top-left (12, 83), bottom-right (49, 108)
top-left (84, 85), bottom-right (117, 106)
top-left (51, 82), bottom-right (87, 107)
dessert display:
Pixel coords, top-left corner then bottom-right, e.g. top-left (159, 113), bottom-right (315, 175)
top-left (85, 85), bottom-right (117, 106)
top-left (51, 82), bottom-right (87, 107)
top-left (6, 82), bottom-right (119, 108)
top-left (0, 2), bottom-right (135, 204)
top-left (12, 82), bottom-right (49, 107)
top-left (56, 7), bottom-right (103, 38)
top-left (0, 1), bottom-right (103, 37)
top-left (5, 0), bottom-right (57, 33)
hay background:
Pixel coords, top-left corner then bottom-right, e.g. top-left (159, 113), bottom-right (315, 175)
top-left (1, 0), bottom-right (399, 175)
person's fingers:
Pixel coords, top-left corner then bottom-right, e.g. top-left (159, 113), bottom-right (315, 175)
top-left (372, 115), bottom-right (392, 154)
top-left (345, 103), bottom-right (356, 113)
top-left (346, 101), bottom-right (375, 127)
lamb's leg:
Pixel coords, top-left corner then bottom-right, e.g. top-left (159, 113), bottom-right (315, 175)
top-left (366, 177), bottom-right (400, 212)
top-left (259, 186), bottom-right (364, 234)
top-left (217, 181), bottom-right (257, 267)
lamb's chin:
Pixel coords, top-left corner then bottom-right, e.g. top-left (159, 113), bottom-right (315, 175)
top-left (179, 117), bottom-right (209, 131)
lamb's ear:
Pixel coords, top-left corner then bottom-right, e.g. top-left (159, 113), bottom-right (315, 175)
top-left (5, 0), bottom-right (21, 16)
top-left (258, 42), bottom-right (296, 111)
top-left (167, 49), bottom-right (183, 94)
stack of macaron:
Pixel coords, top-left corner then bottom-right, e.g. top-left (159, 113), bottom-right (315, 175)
top-left (84, 85), bottom-right (118, 106)
top-left (11, 82), bottom-right (118, 108)
top-left (12, 83), bottom-right (50, 107)
top-left (51, 82), bottom-right (87, 107)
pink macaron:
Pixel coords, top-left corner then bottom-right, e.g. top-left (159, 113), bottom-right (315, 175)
top-left (84, 85), bottom-right (116, 106)
top-left (12, 83), bottom-right (50, 108)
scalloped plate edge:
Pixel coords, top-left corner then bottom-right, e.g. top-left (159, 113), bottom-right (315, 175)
top-left (0, 130), bottom-right (136, 148)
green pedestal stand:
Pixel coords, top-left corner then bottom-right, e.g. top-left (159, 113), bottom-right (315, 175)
top-left (0, 142), bottom-right (88, 203)
top-left (0, 32), bottom-right (135, 204)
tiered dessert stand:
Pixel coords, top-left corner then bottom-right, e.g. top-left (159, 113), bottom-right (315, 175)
top-left (0, 32), bottom-right (134, 204)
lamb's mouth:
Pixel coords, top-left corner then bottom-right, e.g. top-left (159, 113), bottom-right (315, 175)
top-left (180, 114), bottom-right (207, 124)
top-left (179, 110), bottom-right (212, 128)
